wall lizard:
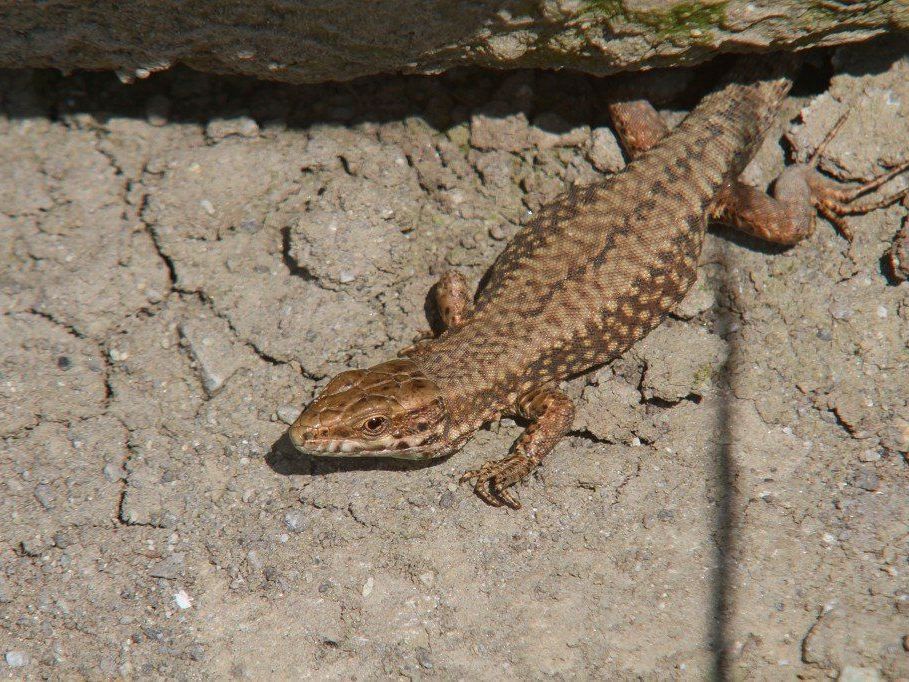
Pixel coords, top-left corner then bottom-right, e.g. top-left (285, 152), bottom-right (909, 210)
top-left (289, 59), bottom-right (909, 509)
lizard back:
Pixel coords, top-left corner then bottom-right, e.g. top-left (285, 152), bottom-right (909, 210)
top-left (416, 66), bottom-right (792, 421)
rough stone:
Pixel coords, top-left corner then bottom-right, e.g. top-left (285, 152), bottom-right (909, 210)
top-left (0, 2), bottom-right (905, 83)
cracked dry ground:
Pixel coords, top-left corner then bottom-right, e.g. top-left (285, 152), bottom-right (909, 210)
top-left (2, 41), bottom-right (909, 680)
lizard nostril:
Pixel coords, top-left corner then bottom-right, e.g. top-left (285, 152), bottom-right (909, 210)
top-left (288, 424), bottom-right (313, 448)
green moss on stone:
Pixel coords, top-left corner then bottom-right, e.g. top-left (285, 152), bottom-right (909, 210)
top-left (693, 363), bottom-right (714, 387)
top-left (583, 0), bottom-right (729, 44)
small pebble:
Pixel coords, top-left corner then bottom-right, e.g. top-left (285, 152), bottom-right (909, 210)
top-left (33, 483), bottom-right (54, 510)
top-left (276, 404), bottom-right (299, 425)
top-left (829, 302), bottom-right (853, 320)
top-left (246, 551), bottom-right (262, 571)
top-left (56, 356), bottom-right (71, 369)
top-left (657, 509), bottom-right (675, 522)
top-left (205, 116), bottom-right (260, 140)
top-left (416, 647), bottom-right (433, 669)
top-left (858, 449), bottom-right (881, 463)
top-left (284, 510), bottom-right (307, 533)
top-left (853, 469), bottom-right (880, 492)
top-left (838, 666), bottom-right (882, 682)
top-left (439, 491), bottom-right (455, 508)
top-left (52, 531), bottom-right (72, 549)
top-left (20, 538), bottom-right (48, 557)
top-left (108, 348), bottom-right (128, 362)
top-left (362, 576), bottom-right (374, 597)
top-left (240, 217), bottom-right (261, 234)
top-left (103, 462), bottom-right (125, 482)
top-left (586, 127), bottom-right (625, 173)
top-left (5, 652), bottom-right (28, 668)
top-left (173, 590), bottom-right (192, 610)
top-left (149, 553), bottom-right (185, 580)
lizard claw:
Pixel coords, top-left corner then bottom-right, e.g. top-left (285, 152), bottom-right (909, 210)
top-left (803, 112), bottom-right (909, 242)
top-left (459, 454), bottom-right (538, 509)
top-left (809, 159), bottom-right (909, 242)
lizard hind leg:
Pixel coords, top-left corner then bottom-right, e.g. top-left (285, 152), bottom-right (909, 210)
top-left (460, 384), bottom-right (574, 509)
top-left (711, 111), bottom-right (909, 244)
top-left (399, 271), bottom-right (473, 358)
top-left (606, 98), bottom-right (818, 246)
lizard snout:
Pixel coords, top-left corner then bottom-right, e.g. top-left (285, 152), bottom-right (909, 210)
top-left (287, 420), bottom-right (311, 449)
top-left (288, 409), bottom-right (323, 451)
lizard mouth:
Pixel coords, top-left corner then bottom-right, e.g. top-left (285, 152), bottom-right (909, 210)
top-left (288, 424), bottom-right (439, 460)
top-left (288, 424), bottom-right (357, 455)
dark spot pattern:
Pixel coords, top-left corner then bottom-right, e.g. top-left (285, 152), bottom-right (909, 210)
top-left (409, 70), bottom-right (791, 430)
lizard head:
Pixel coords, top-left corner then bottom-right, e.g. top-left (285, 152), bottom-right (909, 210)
top-left (288, 359), bottom-right (450, 460)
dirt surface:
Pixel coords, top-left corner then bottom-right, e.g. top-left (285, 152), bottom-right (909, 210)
top-left (2, 39), bottom-right (909, 680)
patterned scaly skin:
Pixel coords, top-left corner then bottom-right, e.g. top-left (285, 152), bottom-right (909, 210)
top-left (416, 72), bottom-right (790, 439)
top-left (290, 64), bottom-right (800, 508)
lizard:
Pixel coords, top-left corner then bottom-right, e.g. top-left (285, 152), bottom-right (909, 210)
top-left (288, 57), bottom-right (909, 509)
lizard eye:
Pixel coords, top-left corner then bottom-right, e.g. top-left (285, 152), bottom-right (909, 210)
top-left (363, 416), bottom-right (388, 435)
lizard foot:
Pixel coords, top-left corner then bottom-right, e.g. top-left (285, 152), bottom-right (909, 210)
top-left (805, 112), bottom-right (909, 241)
top-left (459, 454), bottom-right (538, 509)
top-left (811, 160), bottom-right (909, 241)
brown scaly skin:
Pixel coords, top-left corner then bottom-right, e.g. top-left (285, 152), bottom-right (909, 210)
top-left (290, 59), bottom-right (909, 509)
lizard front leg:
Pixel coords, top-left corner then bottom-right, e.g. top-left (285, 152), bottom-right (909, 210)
top-left (433, 271), bottom-right (472, 329)
top-left (399, 271), bottom-right (472, 357)
top-left (460, 384), bottom-right (574, 509)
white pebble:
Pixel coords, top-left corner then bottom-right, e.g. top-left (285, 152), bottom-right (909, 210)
top-left (200, 199), bottom-right (215, 215)
top-left (362, 576), bottom-right (374, 597)
top-left (5, 651), bottom-right (28, 667)
top-left (174, 590), bottom-right (192, 610)
top-left (859, 449), bottom-right (881, 463)
top-left (276, 405), bottom-right (299, 425)
top-left (876, 305), bottom-right (887, 318)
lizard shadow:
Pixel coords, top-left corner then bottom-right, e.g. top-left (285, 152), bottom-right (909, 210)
top-left (266, 431), bottom-right (447, 477)
top-left (710, 223), bottom-right (793, 255)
